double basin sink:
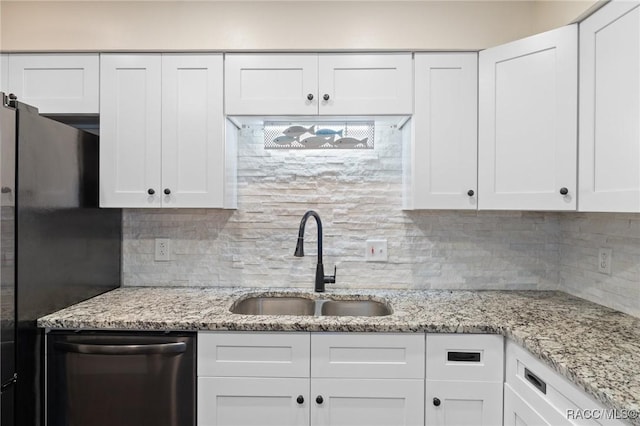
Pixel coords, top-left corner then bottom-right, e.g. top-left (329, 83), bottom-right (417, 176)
top-left (231, 295), bottom-right (392, 317)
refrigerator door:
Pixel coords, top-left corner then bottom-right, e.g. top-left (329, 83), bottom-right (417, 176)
top-left (15, 101), bottom-right (121, 426)
top-left (0, 95), bottom-right (17, 426)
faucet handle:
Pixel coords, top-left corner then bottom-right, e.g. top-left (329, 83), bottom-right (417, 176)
top-left (324, 266), bottom-right (336, 284)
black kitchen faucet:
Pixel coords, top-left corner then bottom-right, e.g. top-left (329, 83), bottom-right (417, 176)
top-left (294, 210), bottom-right (336, 292)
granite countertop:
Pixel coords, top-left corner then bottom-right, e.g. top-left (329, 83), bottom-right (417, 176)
top-left (39, 287), bottom-right (640, 424)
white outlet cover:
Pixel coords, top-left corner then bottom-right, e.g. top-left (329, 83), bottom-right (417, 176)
top-left (598, 247), bottom-right (612, 275)
top-left (155, 238), bottom-right (171, 262)
top-left (366, 239), bottom-right (388, 262)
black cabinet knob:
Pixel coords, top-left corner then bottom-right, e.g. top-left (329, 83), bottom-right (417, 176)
top-left (560, 187), bottom-right (569, 195)
top-left (307, 93), bottom-right (314, 101)
top-left (147, 188), bottom-right (155, 195)
top-left (296, 395), bottom-right (304, 404)
top-left (467, 190), bottom-right (474, 197)
top-left (164, 188), bottom-right (171, 195)
top-left (433, 397), bottom-right (441, 407)
top-left (323, 94), bottom-right (330, 101)
top-left (316, 395), bottom-right (324, 404)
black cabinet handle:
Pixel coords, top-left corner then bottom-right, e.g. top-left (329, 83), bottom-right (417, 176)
top-left (307, 93), bottom-right (314, 101)
top-left (433, 397), bottom-right (441, 407)
top-left (147, 188), bottom-right (155, 195)
top-left (316, 395), bottom-right (324, 404)
top-left (1, 187), bottom-right (12, 194)
top-left (447, 351), bottom-right (481, 362)
top-left (323, 94), bottom-right (330, 101)
top-left (560, 187), bottom-right (569, 195)
top-left (467, 190), bottom-right (474, 197)
top-left (164, 188), bottom-right (171, 195)
top-left (296, 395), bottom-right (304, 404)
top-left (525, 368), bottom-right (547, 395)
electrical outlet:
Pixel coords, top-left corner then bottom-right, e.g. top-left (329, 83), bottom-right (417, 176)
top-left (598, 248), bottom-right (612, 275)
top-left (365, 239), bottom-right (388, 262)
top-left (155, 238), bottom-right (171, 262)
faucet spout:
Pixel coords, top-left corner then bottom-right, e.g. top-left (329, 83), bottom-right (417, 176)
top-left (294, 210), bottom-right (336, 292)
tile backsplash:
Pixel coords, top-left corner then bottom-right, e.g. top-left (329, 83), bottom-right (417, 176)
top-left (558, 213), bottom-right (640, 318)
top-left (122, 126), bottom-right (640, 316)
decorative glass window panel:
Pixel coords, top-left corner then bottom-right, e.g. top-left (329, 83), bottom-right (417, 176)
top-left (264, 121), bottom-right (374, 149)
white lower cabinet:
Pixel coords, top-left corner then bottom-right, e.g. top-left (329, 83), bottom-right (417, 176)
top-left (505, 340), bottom-right (626, 426)
top-left (425, 334), bottom-right (504, 426)
top-left (311, 378), bottom-right (424, 426)
top-left (197, 332), bottom-right (424, 426)
top-left (504, 383), bottom-right (551, 426)
top-left (198, 377), bottom-right (310, 426)
top-left (311, 333), bottom-right (425, 426)
top-left (197, 332), bottom-right (625, 426)
top-left (426, 380), bottom-right (503, 426)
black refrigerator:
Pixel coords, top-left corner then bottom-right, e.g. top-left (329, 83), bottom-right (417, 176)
top-left (0, 93), bottom-right (122, 426)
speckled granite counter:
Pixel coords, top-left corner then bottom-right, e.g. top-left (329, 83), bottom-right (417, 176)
top-left (39, 287), bottom-right (640, 424)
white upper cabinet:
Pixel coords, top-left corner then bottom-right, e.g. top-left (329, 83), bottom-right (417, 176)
top-left (6, 54), bottom-right (99, 114)
top-left (161, 54), bottom-right (227, 208)
top-left (100, 53), bottom-right (233, 209)
top-left (225, 53), bottom-right (412, 116)
top-left (225, 54), bottom-right (318, 115)
top-left (406, 53), bottom-right (478, 210)
top-left (317, 54), bottom-right (413, 115)
top-left (100, 54), bottom-right (162, 208)
top-left (0, 55), bottom-right (8, 93)
top-left (579, 0), bottom-right (640, 212)
top-left (478, 25), bottom-right (578, 211)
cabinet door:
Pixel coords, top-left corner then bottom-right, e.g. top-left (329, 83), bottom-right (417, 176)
top-left (478, 25), bottom-right (578, 210)
top-left (162, 54), bottom-right (225, 208)
top-left (198, 377), bottom-right (309, 426)
top-left (579, 1), bottom-right (640, 212)
top-left (225, 54), bottom-right (318, 115)
top-left (100, 54), bottom-right (162, 207)
top-left (426, 380), bottom-right (503, 426)
top-left (311, 378), bottom-right (424, 426)
top-left (504, 383), bottom-right (552, 426)
top-left (7, 54), bottom-right (99, 114)
top-left (318, 53), bottom-right (413, 115)
top-left (410, 53), bottom-right (478, 209)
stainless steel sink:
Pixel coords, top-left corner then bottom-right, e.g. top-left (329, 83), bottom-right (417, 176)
top-left (231, 296), bottom-right (316, 316)
top-left (230, 295), bottom-right (392, 317)
top-left (320, 299), bottom-right (392, 317)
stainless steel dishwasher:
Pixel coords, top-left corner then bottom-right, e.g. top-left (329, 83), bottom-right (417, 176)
top-left (47, 331), bottom-right (196, 426)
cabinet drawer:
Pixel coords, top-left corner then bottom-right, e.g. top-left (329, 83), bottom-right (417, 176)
top-left (198, 332), bottom-right (310, 378)
top-left (311, 333), bottom-right (425, 379)
top-left (426, 334), bottom-right (503, 382)
top-left (504, 383), bottom-right (561, 426)
top-left (505, 340), bottom-right (625, 426)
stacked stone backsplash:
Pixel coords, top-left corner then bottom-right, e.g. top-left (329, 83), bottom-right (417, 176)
top-left (558, 213), bottom-right (640, 318)
top-left (123, 126), bottom-right (560, 290)
top-left (122, 126), bottom-right (640, 316)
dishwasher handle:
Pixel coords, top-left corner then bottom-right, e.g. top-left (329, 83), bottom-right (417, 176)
top-left (54, 341), bottom-right (187, 356)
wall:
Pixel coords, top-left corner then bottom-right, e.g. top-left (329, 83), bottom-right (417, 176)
top-left (0, 0), bottom-right (597, 52)
top-left (123, 126), bottom-right (561, 291)
top-left (531, 0), bottom-right (604, 34)
top-left (559, 213), bottom-right (640, 318)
